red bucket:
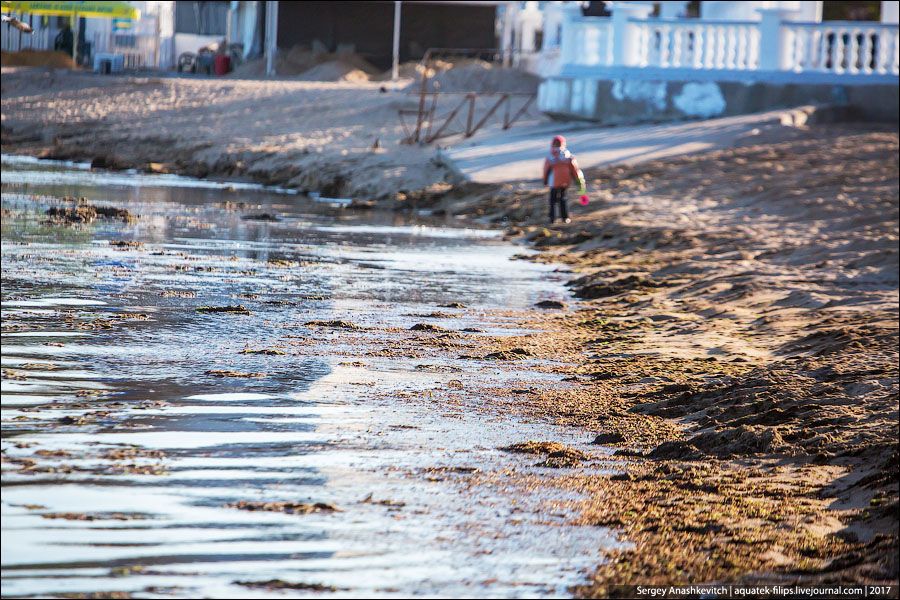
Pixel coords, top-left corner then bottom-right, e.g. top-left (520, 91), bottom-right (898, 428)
top-left (214, 54), bottom-right (231, 76)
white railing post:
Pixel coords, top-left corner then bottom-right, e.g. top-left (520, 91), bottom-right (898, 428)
top-left (558, 3), bottom-right (583, 66)
top-left (758, 8), bottom-right (791, 71)
top-left (882, 1), bottom-right (899, 24)
top-left (609, 2), bottom-right (654, 66)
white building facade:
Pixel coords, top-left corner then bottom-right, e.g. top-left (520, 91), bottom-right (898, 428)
top-left (513, 1), bottom-right (899, 122)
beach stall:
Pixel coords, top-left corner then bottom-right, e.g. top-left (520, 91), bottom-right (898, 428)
top-left (1, 1), bottom-right (139, 64)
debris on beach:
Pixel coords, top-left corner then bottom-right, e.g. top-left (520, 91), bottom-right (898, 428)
top-left (483, 348), bottom-right (532, 360)
top-left (501, 441), bottom-right (582, 456)
top-left (572, 274), bottom-right (665, 300)
top-left (305, 319), bottom-right (361, 329)
top-left (241, 213), bottom-right (280, 222)
top-left (410, 323), bottom-right (449, 332)
top-left (2, 369), bottom-right (27, 380)
top-left (440, 302), bottom-right (467, 309)
top-left (591, 432), bottom-right (627, 445)
top-left (535, 300), bottom-right (566, 309)
top-left (234, 580), bottom-right (343, 592)
top-left (160, 290), bottom-right (197, 298)
top-left (40, 512), bottom-right (150, 521)
top-left (266, 258), bottom-right (297, 268)
top-left (109, 240), bottom-right (144, 250)
top-left (205, 370), bottom-right (265, 378)
top-left (44, 199), bottom-right (136, 225)
top-left (196, 305), bottom-right (251, 315)
top-left (360, 493), bottom-right (406, 508)
top-left (226, 500), bottom-right (340, 514)
top-left (649, 425), bottom-right (791, 460)
top-left (347, 199), bottom-right (376, 210)
top-left (239, 347), bottom-right (287, 355)
top-left (500, 441), bottom-right (591, 468)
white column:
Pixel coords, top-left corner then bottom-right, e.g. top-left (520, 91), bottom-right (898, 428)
top-left (609, 2), bottom-right (654, 67)
top-left (391, 1), bottom-right (401, 82)
top-left (226, 1), bottom-right (234, 44)
top-left (155, 0), bottom-right (175, 70)
top-left (541, 2), bottom-right (560, 51)
top-left (557, 3), bottom-right (582, 66)
top-left (501, 2), bottom-right (515, 67)
top-left (521, 1), bottom-right (542, 55)
top-left (883, 1), bottom-right (900, 24)
top-left (264, 0), bottom-right (278, 76)
top-left (757, 8), bottom-right (791, 71)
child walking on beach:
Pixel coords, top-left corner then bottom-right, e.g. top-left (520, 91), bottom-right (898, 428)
top-left (542, 135), bottom-right (586, 224)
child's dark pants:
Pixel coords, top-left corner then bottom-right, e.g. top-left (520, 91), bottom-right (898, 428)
top-left (549, 187), bottom-right (568, 223)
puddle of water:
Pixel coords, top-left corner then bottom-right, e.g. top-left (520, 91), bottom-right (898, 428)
top-left (2, 157), bottom-right (614, 598)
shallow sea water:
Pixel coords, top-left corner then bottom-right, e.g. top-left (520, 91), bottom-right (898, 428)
top-left (1, 156), bottom-right (616, 598)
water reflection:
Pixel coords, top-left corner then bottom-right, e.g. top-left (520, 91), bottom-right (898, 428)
top-left (1, 157), bottom-right (611, 598)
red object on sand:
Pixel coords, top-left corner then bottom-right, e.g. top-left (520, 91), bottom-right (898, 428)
top-left (579, 194), bottom-right (589, 205)
top-left (214, 54), bottom-right (231, 76)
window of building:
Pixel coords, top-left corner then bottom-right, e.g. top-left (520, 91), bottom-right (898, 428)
top-left (174, 1), bottom-right (228, 35)
top-left (113, 33), bottom-right (137, 48)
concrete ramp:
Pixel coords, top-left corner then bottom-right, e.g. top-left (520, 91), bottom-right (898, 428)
top-left (440, 108), bottom-right (810, 184)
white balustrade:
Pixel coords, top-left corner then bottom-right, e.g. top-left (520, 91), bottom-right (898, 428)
top-left (634, 19), bottom-right (760, 70)
top-left (538, 5), bottom-right (899, 80)
top-left (782, 21), bottom-right (900, 75)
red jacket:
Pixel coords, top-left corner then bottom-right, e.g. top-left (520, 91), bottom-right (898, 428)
top-left (543, 149), bottom-right (581, 189)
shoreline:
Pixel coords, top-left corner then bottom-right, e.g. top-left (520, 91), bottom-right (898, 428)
top-left (481, 122), bottom-right (899, 594)
top-left (3, 70), bottom-right (898, 595)
top-left (0, 68), bottom-right (473, 203)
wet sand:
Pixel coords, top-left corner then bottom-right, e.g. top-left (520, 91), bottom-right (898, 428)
top-left (433, 122), bottom-right (899, 594)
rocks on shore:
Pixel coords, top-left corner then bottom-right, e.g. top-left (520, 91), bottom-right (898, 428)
top-left (535, 299), bottom-right (566, 309)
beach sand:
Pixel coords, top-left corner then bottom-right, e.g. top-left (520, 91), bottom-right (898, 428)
top-left (1, 66), bottom-right (540, 201)
top-left (439, 123), bottom-right (899, 592)
top-left (1, 67), bottom-right (448, 199)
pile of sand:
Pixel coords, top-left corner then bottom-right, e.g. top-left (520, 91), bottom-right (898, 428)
top-left (229, 50), bottom-right (539, 91)
top-left (295, 59), bottom-right (375, 83)
top-left (1, 50), bottom-right (76, 69)
top-left (229, 45), bottom-right (379, 82)
top-left (411, 59), bottom-right (540, 94)
top-left (371, 60), bottom-right (416, 82)
top-left (371, 59), bottom-right (449, 82)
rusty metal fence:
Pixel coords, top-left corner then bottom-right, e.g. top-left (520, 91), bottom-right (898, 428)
top-left (398, 48), bottom-right (538, 144)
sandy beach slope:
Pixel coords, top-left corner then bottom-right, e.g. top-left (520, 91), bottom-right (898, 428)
top-left (440, 123), bottom-right (898, 591)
